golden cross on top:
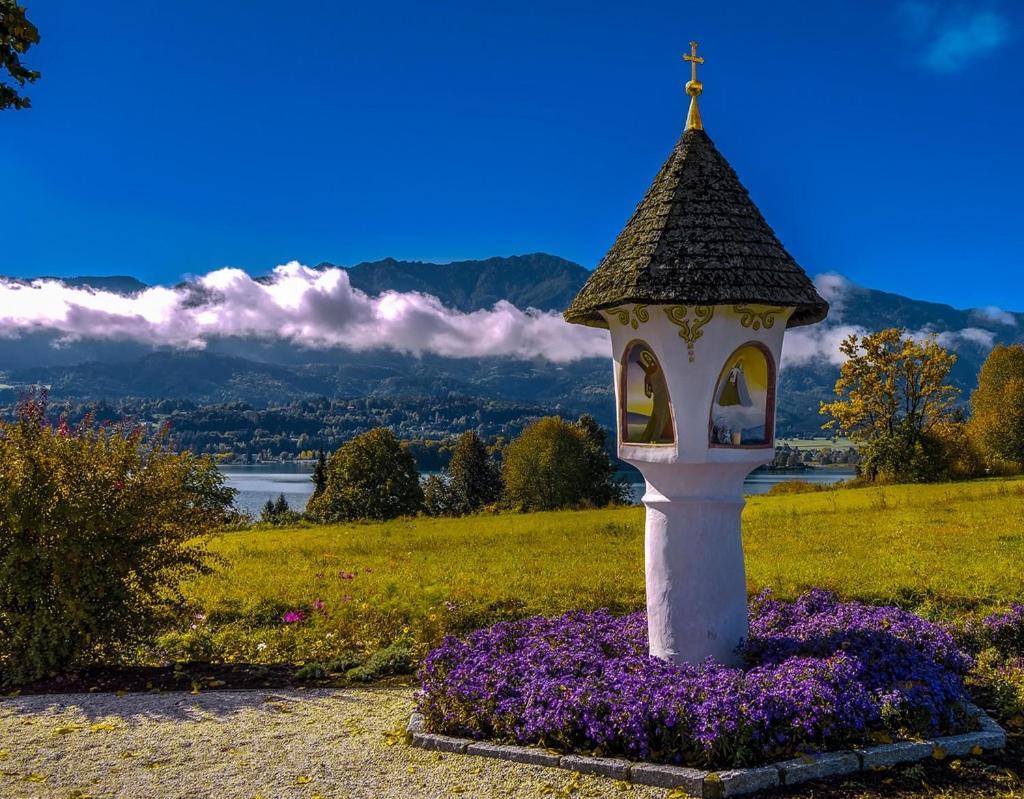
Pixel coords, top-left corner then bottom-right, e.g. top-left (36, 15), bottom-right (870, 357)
top-left (682, 40), bottom-right (704, 130)
top-left (683, 41), bottom-right (704, 85)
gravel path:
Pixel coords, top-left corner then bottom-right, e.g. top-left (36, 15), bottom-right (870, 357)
top-left (0, 687), bottom-right (666, 799)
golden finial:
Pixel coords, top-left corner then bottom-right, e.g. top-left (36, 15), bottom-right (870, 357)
top-left (682, 40), bottom-right (704, 131)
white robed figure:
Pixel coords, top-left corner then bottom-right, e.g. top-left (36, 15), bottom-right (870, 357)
top-left (716, 360), bottom-right (752, 407)
top-left (713, 358), bottom-right (764, 445)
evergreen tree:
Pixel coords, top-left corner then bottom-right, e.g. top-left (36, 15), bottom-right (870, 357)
top-left (311, 448), bottom-right (328, 498)
top-left (447, 430), bottom-right (502, 514)
top-left (260, 493), bottom-right (291, 524)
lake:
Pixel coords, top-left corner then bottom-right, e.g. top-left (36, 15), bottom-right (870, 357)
top-left (220, 463), bottom-right (856, 517)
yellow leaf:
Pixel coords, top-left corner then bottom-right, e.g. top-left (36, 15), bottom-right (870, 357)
top-left (295, 775), bottom-right (312, 785)
top-left (932, 746), bottom-right (947, 760)
top-left (53, 724), bottom-right (81, 735)
top-left (23, 773), bottom-right (47, 782)
top-left (89, 722), bottom-right (117, 733)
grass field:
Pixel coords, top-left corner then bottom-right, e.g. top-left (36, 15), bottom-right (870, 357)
top-left (135, 477), bottom-right (1024, 798)
top-left (166, 477), bottom-right (1024, 667)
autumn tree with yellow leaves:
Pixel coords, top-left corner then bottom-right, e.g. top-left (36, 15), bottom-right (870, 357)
top-left (820, 328), bottom-right (962, 482)
top-left (969, 344), bottom-right (1024, 473)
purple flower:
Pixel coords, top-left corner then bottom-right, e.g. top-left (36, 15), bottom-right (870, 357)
top-left (982, 604), bottom-right (1024, 657)
top-left (417, 591), bottom-right (971, 769)
top-left (312, 599), bottom-right (327, 614)
top-left (282, 610), bottom-right (306, 624)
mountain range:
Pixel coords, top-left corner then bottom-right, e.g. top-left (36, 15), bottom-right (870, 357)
top-left (2, 254), bottom-right (1020, 437)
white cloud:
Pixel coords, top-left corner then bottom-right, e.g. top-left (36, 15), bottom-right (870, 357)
top-left (781, 323), bottom-right (867, 368)
top-left (812, 272), bottom-right (855, 318)
top-left (0, 265), bottom-right (1002, 370)
top-left (971, 305), bottom-right (1018, 326)
top-left (0, 263), bottom-right (610, 363)
top-left (897, 3), bottom-right (1010, 72)
top-left (931, 326), bottom-right (996, 349)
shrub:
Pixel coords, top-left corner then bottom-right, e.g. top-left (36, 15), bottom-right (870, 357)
top-left (972, 649), bottom-right (1024, 721)
top-left (767, 480), bottom-right (825, 496)
top-left (0, 392), bottom-right (233, 684)
top-left (306, 428), bottom-right (422, 522)
top-left (260, 493), bottom-right (302, 525)
top-left (345, 641), bottom-right (414, 683)
top-left (419, 591), bottom-right (971, 768)
top-left (501, 416), bottom-right (624, 512)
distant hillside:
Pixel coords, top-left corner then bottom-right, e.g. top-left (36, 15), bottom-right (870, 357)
top-left (335, 253), bottom-right (589, 312)
top-left (2, 254), bottom-right (1022, 437)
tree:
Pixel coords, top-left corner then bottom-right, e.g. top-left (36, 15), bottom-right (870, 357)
top-left (422, 473), bottom-right (458, 517)
top-left (447, 430), bottom-right (502, 514)
top-left (969, 344), bottom-right (1024, 472)
top-left (1, 2), bottom-right (40, 111)
top-left (501, 416), bottom-right (623, 512)
top-left (820, 328), bottom-right (959, 482)
top-left (260, 493), bottom-right (294, 525)
top-left (311, 448), bottom-right (328, 498)
top-left (574, 414), bottom-right (627, 506)
top-left (306, 428), bottom-right (422, 522)
top-left (0, 391), bottom-right (234, 684)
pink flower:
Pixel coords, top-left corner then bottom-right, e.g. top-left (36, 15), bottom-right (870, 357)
top-left (338, 571), bottom-right (355, 580)
top-left (341, 595), bottom-right (353, 603)
top-left (312, 599), bottom-right (326, 614)
top-left (282, 611), bottom-right (306, 624)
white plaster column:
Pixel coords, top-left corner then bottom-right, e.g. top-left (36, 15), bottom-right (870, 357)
top-left (639, 462), bottom-right (752, 665)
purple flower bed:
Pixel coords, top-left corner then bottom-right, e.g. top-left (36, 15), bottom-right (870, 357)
top-left (418, 590), bottom-right (974, 768)
top-left (982, 604), bottom-right (1024, 657)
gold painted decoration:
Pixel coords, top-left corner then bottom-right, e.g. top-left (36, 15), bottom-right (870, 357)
top-left (664, 305), bottom-right (714, 362)
top-left (606, 304), bottom-right (649, 330)
top-left (734, 305), bottom-right (786, 331)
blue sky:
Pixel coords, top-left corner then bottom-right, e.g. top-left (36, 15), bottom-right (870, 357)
top-left (2, 1), bottom-right (1020, 309)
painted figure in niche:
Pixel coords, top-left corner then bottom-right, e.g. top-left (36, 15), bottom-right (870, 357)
top-left (710, 345), bottom-right (770, 446)
top-left (716, 361), bottom-right (752, 408)
top-left (623, 343), bottom-right (674, 444)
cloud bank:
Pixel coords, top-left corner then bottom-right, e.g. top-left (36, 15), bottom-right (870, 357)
top-left (0, 263), bottom-right (609, 363)
top-left (0, 264), bottom-right (1003, 368)
top-left (898, 2), bottom-right (1010, 72)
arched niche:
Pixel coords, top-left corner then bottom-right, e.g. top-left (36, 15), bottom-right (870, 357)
top-left (708, 342), bottom-right (775, 448)
top-left (621, 340), bottom-right (675, 445)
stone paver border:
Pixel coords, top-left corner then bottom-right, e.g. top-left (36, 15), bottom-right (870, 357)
top-left (408, 703), bottom-right (1006, 798)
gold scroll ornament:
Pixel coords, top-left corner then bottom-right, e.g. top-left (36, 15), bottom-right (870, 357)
top-left (664, 305), bottom-right (714, 362)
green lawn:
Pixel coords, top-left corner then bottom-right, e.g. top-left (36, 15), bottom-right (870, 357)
top-left (168, 477), bottom-right (1024, 666)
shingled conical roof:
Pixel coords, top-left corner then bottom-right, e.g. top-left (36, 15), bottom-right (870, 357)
top-left (564, 126), bottom-right (828, 329)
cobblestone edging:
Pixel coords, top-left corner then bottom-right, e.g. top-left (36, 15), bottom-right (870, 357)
top-left (408, 703), bottom-right (1007, 798)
